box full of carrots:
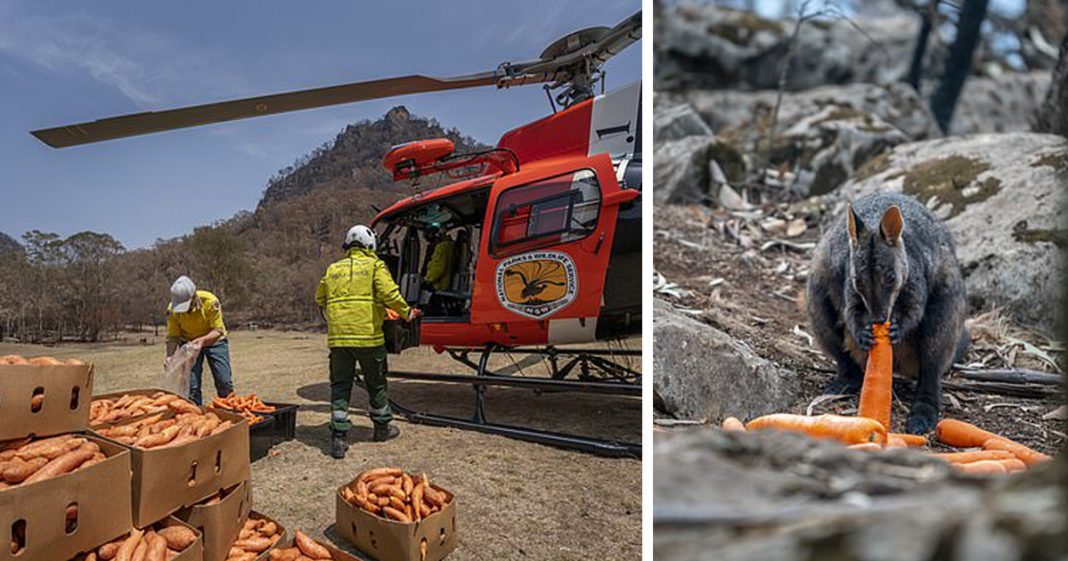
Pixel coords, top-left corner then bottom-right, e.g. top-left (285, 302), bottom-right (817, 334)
top-left (0, 354), bottom-right (93, 441)
top-left (0, 434), bottom-right (133, 561)
top-left (93, 405), bottom-right (251, 527)
top-left (335, 468), bottom-right (457, 561)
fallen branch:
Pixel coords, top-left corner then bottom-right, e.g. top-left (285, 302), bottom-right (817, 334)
top-left (953, 368), bottom-right (1064, 386)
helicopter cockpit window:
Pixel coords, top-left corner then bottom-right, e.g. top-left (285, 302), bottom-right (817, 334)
top-left (492, 169), bottom-right (600, 256)
top-left (405, 203), bottom-right (456, 229)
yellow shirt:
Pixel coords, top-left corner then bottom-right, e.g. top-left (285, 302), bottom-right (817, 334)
top-left (167, 290), bottom-right (227, 341)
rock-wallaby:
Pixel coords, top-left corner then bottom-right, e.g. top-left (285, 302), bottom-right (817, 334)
top-left (806, 192), bottom-right (968, 434)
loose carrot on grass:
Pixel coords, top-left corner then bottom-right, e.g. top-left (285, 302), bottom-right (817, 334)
top-left (981, 438), bottom-right (1050, 466)
top-left (953, 460), bottom-right (1007, 475)
top-left (858, 321), bottom-right (893, 432)
top-left (888, 433), bottom-right (927, 447)
top-left (745, 413), bottom-right (887, 445)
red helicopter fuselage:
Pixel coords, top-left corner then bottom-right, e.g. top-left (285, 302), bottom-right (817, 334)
top-left (372, 82), bottom-right (642, 349)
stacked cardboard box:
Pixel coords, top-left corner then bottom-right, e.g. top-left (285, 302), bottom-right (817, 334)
top-left (0, 361), bottom-right (135, 561)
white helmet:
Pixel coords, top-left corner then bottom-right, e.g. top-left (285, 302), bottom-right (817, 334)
top-left (345, 225), bottom-right (376, 251)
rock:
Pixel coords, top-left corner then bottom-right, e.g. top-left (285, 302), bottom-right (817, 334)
top-left (668, 82), bottom-right (942, 142)
top-left (654, 429), bottom-right (1067, 561)
top-left (837, 133), bottom-right (1068, 334)
top-left (655, 5), bottom-right (926, 92)
top-left (653, 299), bottom-right (801, 421)
top-left (949, 72), bottom-right (1051, 135)
top-left (653, 136), bottom-right (746, 205)
top-left (654, 101), bottom-right (714, 142)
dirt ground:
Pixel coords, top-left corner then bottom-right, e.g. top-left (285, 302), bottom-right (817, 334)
top-left (0, 330), bottom-right (641, 560)
top-left (654, 202), bottom-right (1066, 455)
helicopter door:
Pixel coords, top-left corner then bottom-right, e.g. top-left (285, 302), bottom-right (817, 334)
top-left (472, 153), bottom-right (637, 344)
top-left (398, 227), bottom-right (422, 303)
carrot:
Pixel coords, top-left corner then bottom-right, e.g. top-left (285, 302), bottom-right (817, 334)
top-left (998, 458), bottom-right (1027, 473)
top-left (23, 448), bottom-right (95, 484)
top-left (953, 460), bottom-right (1008, 475)
top-left (745, 413), bottom-right (887, 445)
top-left (411, 483), bottom-right (424, 521)
top-left (383, 506), bottom-right (412, 523)
top-left (721, 417), bottom-right (746, 431)
top-left (359, 467), bottom-right (403, 482)
top-left (294, 530), bottom-right (331, 559)
top-left (857, 321), bottom-right (893, 432)
top-left (886, 435), bottom-right (907, 448)
top-left (115, 529), bottom-right (144, 561)
top-left (982, 438), bottom-right (1050, 466)
top-left (888, 433), bottom-right (927, 447)
top-left (2, 457), bottom-right (47, 484)
top-left (157, 526), bottom-right (196, 551)
top-left (936, 419), bottom-right (1001, 448)
top-left (847, 442), bottom-right (883, 452)
top-left (932, 450), bottom-right (1015, 464)
top-left (28, 356), bottom-right (64, 365)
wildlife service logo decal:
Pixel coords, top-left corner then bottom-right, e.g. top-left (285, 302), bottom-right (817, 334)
top-left (496, 251), bottom-right (577, 319)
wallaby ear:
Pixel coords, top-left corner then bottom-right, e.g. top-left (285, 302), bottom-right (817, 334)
top-left (880, 205), bottom-right (904, 246)
top-left (846, 204), bottom-right (862, 247)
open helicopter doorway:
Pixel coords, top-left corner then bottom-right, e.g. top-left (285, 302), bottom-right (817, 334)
top-left (378, 188), bottom-right (490, 323)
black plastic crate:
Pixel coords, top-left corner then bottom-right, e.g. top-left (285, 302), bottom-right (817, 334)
top-left (223, 401), bottom-right (298, 461)
top-left (383, 315), bottom-right (421, 354)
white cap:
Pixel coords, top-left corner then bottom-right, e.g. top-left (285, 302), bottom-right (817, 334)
top-left (170, 276), bottom-right (196, 313)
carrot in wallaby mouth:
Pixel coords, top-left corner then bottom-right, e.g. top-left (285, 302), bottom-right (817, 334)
top-left (858, 321), bottom-right (893, 432)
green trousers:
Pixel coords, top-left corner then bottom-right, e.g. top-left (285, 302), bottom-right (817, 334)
top-left (329, 346), bottom-right (391, 431)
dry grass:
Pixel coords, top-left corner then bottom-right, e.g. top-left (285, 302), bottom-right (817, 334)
top-left (0, 330), bottom-right (642, 560)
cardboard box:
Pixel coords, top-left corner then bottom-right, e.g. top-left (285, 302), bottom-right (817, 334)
top-left (98, 408), bottom-right (251, 527)
top-left (0, 362), bottom-right (93, 441)
top-left (0, 434), bottom-right (132, 561)
top-left (71, 516), bottom-right (205, 561)
top-left (335, 481), bottom-right (458, 561)
top-left (175, 480), bottom-right (251, 561)
top-left (89, 388), bottom-right (189, 429)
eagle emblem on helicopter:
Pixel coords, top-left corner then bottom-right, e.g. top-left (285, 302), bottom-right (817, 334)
top-left (496, 251), bottom-right (577, 318)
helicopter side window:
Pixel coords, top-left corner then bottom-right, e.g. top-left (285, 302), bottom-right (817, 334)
top-left (491, 169), bottom-right (600, 257)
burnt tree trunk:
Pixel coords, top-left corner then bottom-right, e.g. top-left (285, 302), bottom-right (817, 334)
top-left (930, 0), bottom-right (989, 133)
top-left (1035, 33), bottom-right (1068, 137)
top-left (906, 1), bottom-right (938, 91)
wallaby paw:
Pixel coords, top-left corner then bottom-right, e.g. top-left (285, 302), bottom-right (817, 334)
top-left (888, 320), bottom-right (903, 345)
top-left (904, 407), bottom-right (938, 435)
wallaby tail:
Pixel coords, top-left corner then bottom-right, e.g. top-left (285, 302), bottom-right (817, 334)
top-left (953, 325), bottom-right (971, 364)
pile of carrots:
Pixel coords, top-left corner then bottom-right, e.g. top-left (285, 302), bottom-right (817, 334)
top-left (721, 322), bottom-right (1052, 476)
top-left (91, 392), bottom-right (200, 425)
top-left (267, 530), bottom-right (340, 560)
top-left (0, 435), bottom-right (107, 490)
top-left (340, 467), bottom-right (451, 524)
top-left (96, 410), bottom-right (234, 449)
top-left (210, 393), bottom-right (276, 426)
top-left (224, 518), bottom-right (283, 561)
top-left (1, 354), bottom-right (85, 365)
top-left (80, 523), bottom-right (198, 561)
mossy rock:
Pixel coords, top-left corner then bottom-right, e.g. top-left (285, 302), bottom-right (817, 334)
top-left (1031, 150), bottom-right (1068, 172)
top-left (901, 155), bottom-right (1000, 218)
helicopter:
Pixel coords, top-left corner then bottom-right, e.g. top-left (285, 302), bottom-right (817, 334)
top-left (31, 11), bottom-right (643, 457)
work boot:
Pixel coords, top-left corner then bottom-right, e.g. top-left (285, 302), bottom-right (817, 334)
top-left (330, 429), bottom-right (348, 459)
top-left (373, 422), bottom-right (399, 442)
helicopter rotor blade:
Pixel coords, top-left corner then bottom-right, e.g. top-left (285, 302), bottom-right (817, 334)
top-left (31, 72), bottom-right (498, 148)
top-left (30, 10), bottom-right (641, 149)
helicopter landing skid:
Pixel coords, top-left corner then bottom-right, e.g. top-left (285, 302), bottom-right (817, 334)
top-left (384, 344), bottom-right (641, 457)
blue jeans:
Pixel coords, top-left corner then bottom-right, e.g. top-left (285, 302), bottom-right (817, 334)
top-left (189, 339), bottom-right (235, 405)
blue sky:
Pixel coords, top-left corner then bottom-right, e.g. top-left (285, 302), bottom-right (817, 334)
top-left (0, 1), bottom-right (641, 249)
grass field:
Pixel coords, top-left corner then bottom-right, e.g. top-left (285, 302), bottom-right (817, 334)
top-left (0, 330), bottom-right (642, 560)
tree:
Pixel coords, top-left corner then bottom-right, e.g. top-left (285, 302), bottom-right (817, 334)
top-left (186, 226), bottom-right (251, 305)
top-left (929, 0), bottom-right (991, 133)
top-left (1035, 33), bottom-right (1068, 137)
top-left (59, 232), bottom-right (125, 341)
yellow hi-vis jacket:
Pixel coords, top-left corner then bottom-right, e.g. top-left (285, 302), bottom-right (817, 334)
top-left (315, 248), bottom-right (412, 348)
top-left (423, 239), bottom-right (455, 291)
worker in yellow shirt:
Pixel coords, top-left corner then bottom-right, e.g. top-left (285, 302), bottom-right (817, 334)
top-left (165, 275), bottom-right (234, 405)
top-left (316, 225), bottom-right (419, 458)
